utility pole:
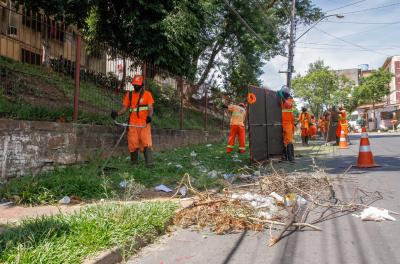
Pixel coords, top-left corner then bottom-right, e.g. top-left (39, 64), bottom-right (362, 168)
top-left (286, 0), bottom-right (296, 89)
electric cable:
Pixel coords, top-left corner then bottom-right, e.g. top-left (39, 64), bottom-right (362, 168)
top-left (325, 0), bottom-right (368, 13)
top-left (341, 2), bottom-right (400, 15)
top-left (314, 27), bottom-right (390, 56)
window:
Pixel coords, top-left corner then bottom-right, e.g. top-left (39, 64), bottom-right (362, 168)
top-left (7, 25), bottom-right (17, 36)
top-left (22, 10), bottom-right (42, 32)
top-left (21, 48), bottom-right (41, 66)
top-left (46, 20), bottom-right (65, 42)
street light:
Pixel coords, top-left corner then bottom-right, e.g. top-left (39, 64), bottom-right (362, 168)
top-left (295, 14), bottom-right (344, 42)
top-left (285, 11), bottom-right (344, 88)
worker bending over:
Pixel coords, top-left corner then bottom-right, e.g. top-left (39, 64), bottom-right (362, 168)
top-left (278, 86), bottom-right (295, 161)
top-left (111, 75), bottom-right (155, 167)
top-left (225, 102), bottom-right (247, 154)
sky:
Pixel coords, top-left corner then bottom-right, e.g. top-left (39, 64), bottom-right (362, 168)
top-left (260, 0), bottom-right (400, 90)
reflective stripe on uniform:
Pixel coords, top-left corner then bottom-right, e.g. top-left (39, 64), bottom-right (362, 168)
top-left (359, 145), bottom-right (371, 152)
top-left (361, 132), bottom-right (368, 138)
top-left (232, 112), bottom-right (243, 116)
top-left (282, 109), bottom-right (293, 113)
top-left (130, 106), bottom-right (149, 113)
top-left (239, 147), bottom-right (245, 150)
top-left (227, 145), bottom-right (234, 148)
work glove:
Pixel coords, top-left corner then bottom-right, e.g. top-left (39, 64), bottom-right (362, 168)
top-left (146, 116), bottom-right (152, 124)
top-left (111, 110), bottom-right (118, 120)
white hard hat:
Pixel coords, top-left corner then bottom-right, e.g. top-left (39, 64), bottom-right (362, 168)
top-left (280, 85), bottom-right (290, 94)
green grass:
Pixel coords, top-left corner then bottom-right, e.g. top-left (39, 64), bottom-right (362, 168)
top-left (0, 56), bottom-right (224, 130)
top-left (0, 201), bottom-right (177, 264)
top-left (0, 141), bottom-right (249, 205)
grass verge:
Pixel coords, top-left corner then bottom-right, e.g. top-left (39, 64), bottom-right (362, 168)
top-left (0, 141), bottom-right (249, 205)
top-left (0, 201), bottom-right (177, 264)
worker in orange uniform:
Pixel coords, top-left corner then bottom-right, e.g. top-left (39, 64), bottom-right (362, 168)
top-left (299, 107), bottom-right (311, 146)
top-left (111, 75), bottom-right (155, 167)
top-left (309, 115), bottom-right (317, 140)
top-left (336, 106), bottom-right (349, 145)
top-left (225, 102), bottom-right (247, 154)
top-left (318, 115), bottom-right (325, 138)
top-left (278, 86), bottom-right (295, 161)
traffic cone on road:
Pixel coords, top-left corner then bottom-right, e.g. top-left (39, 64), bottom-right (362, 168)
top-left (338, 129), bottom-right (349, 149)
top-left (356, 127), bottom-right (378, 168)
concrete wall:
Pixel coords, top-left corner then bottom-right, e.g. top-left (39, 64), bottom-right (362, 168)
top-left (0, 119), bottom-right (224, 180)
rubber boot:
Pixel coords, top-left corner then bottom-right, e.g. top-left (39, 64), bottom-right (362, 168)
top-left (301, 137), bottom-right (305, 146)
top-left (335, 136), bottom-right (340, 146)
top-left (130, 150), bottom-right (139, 165)
top-left (281, 146), bottom-right (288, 161)
top-left (143, 147), bottom-right (154, 167)
top-left (287, 143), bottom-right (295, 162)
top-left (305, 136), bottom-right (309, 146)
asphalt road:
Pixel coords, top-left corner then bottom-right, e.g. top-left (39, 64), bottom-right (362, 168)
top-left (128, 133), bottom-right (400, 264)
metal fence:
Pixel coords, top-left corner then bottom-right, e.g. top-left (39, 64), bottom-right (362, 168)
top-left (0, 4), bottom-right (227, 131)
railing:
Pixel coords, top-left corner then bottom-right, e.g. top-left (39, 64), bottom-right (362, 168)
top-left (0, 4), bottom-right (228, 131)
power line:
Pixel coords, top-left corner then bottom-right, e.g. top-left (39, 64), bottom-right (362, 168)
top-left (314, 27), bottom-right (390, 56)
top-left (296, 46), bottom-right (399, 51)
top-left (325, 0), bottom-right (368, 13)
top-left (341, 2), bottom-right (400, 15)
top-left (322, 20), bottom-right (400, 25)
top-left (297, 41), bottom-right (400, 49)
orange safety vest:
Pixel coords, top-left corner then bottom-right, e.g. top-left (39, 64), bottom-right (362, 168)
top-left (299, 112), bottom-right (310, 129)
top-left (281, 98), bottom-right (294, 124)
top-left (339, 111), bottom-right (348, 133)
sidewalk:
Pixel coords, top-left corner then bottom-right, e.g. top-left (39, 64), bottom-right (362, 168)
top-left (0, 201), bottom-right (82, 224)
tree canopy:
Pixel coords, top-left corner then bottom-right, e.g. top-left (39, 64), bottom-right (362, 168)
top-left (292, 60), bottom-right (355, 117)
top-left (15, 0), bottom-right (322, 99)
top-left (353, 68), bottom-right (392, 107)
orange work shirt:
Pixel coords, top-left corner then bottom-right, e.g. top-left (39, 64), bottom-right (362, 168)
top-left (281, 98), bottom-right (294, 124)
top-left (299, 112), bottom-right (310, 129)
top-left (123, 90), bottom-right (154, 126)
top-left (228, 105), bottom-right (246, 127)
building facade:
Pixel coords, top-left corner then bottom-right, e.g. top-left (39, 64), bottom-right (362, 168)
top-left (0, 0), bottom-right (106, 73)
top-left (382, 56), bottom-right (400, 105)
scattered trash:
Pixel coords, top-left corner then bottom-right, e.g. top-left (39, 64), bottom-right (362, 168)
top-left (253, 170), bottom-right (261, 177)
top-left (233, 158), bottom-right (242, 163)
top-left (207, 170), bottom-right (218, 178)
top-left (190, 151), bottom-right (197, 157)
top-left (167, 162), bottom-right (172, 165)
top-left (232, 154), bottom-right (239, 158)
top-left (176, 164), bottom-right (183, 169)
top-left (58, 196), bottom-right (71, 204)
top-left (223, 173), bottom-right (237, 180)
top-left (155, 184), bottom-right (173, 193)
top-left (191, 161), bottom-right (201, 166)
top-left (119, 180), bottom-right (129, 189)
top-left (206, 144), bottom-right (212, 147)
top-left (352, 207), bottom-right (396, 221)
top-left (269, 192), bottom-right (284, 203)
top-left (179, 186), bottom-right (188, 196)
top-left (197, 166), bottom-right (208, 173)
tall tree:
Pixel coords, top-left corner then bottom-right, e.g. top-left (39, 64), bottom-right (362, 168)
top-left (292, 60), bottom-right (355, 117)
top-left (353, 69), bottom-right (392, 129)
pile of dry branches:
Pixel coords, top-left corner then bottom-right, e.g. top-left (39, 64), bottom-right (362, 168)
top-left (173, 163), bottom-right (389, 246)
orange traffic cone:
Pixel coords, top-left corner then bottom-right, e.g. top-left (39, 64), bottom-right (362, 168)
top-left (356, 127), bottom-right (378, 168)
top-left (338, 129), bottom-right (349, 149)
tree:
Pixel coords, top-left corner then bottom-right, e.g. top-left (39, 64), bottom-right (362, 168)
top-left (15, 0), bottom-right (322, 99)
top-left (353, 69), bottom-right (392, 129)
top-left (292, 60), bottom-right (355, 117)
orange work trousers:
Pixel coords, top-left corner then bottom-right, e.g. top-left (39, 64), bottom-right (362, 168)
top-left (127, 124), bottom-right (152, 152)
top-left (282, 122), bottom-right (294, 146)
top-left (226, 125), bottom-right (246, 153)
top-left (301, 128), bottom-right (309, 137)
top-left (309, 125), bottom-right (317, 138)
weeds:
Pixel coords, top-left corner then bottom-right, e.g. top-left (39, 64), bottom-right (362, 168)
top-left (0, 141), bottom-right (248, 205)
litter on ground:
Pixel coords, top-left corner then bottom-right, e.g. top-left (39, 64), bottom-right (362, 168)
top-left (352, 206), bottom-right (396, 221)
top-left (155, 184), bottom-right (173, 193)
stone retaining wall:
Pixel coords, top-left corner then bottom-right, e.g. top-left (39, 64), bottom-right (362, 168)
top-left (0, 119), bottom-right (224, 180)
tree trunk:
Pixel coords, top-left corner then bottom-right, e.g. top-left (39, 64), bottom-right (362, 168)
top-left (188, 40), bottom-right (224, 99)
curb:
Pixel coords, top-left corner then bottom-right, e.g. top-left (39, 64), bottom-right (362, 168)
top-left (82, 234), bottom-right (151, 264)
